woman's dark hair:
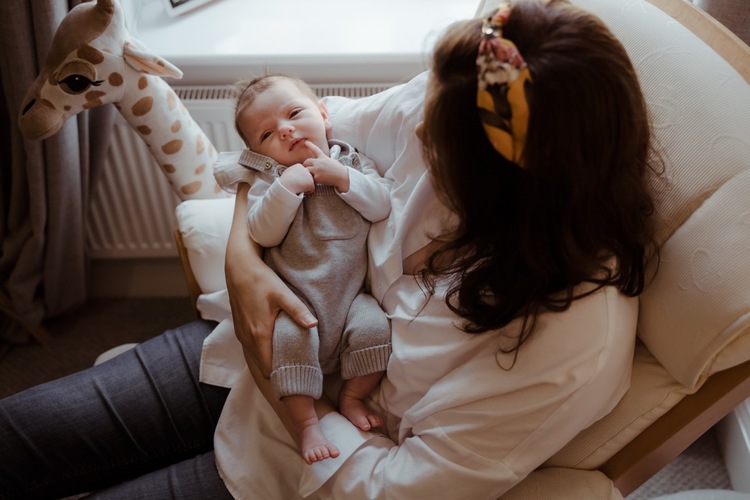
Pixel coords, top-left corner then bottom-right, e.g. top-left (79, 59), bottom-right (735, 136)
top-left (420, 0), bottom-right (659, 353)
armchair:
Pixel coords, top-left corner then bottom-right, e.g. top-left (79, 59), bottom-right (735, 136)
top-left (173, 0), bottom-right (750, 497)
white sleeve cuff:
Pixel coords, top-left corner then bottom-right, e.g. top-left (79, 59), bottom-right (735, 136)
top-left (268, 178), bottom-right (304, 207)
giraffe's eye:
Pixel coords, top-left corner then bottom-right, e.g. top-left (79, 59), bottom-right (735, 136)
top-left (59, 74), bottom-right (101, 95)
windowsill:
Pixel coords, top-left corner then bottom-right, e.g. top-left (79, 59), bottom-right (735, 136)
top-left (131, 0), bottom-right (479, 85)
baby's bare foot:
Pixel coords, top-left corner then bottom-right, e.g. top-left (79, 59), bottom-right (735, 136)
top-left (338, 372), bottom-right (385, 431)
top-left (300, 423), bottom-right (340, 465)
top-left (340, 395), bottom-right (383, 431)
top-left (282, 395), bottom-right (340, 464)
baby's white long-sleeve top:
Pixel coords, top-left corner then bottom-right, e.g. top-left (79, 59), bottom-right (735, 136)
top-left (243, 146), bottom-right (391, 248)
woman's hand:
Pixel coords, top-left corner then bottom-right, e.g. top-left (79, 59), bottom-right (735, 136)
top-left (225, 183), bottom-right (318, 377)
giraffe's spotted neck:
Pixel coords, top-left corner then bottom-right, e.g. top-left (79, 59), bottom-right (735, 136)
top-left (18, 0), bottom-right (227, 201)
top-left (116, 72), bottom-right (221, 197)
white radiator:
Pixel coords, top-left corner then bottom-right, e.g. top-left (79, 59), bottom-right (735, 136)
top-left (88, 83), bottom-right (394, 259)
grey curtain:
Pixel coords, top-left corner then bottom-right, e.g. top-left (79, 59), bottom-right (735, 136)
top-left (0, 0), bottom-right (115, 342)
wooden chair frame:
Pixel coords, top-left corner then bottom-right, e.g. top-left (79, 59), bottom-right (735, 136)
top-left (601, 0), bottom-right (750, 494)
top-left (174, 0), bottom-right (750, 495)
top-left (174, 229), bottom-right (203, 315)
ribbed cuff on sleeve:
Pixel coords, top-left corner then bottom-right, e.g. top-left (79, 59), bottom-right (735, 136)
top-left (270, 365), bottom-right (324, 400)
top-left (341, 343), bottom-right (392, 379)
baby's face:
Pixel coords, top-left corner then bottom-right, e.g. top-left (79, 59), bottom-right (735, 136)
top-left (238, 80), bottom-right (331, 166)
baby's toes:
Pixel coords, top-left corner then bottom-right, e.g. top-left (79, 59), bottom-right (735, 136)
top-left (353, 414), bottom-right (373, 431)
top-left (305, 445), bottom-right (330, 464)
top-left (367, 414), bottom-right (383, 429)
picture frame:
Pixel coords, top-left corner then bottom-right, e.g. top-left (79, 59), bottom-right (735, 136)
top-left (160, 0), bottom-right (218, 17)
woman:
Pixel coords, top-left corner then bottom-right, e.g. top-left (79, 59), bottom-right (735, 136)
top-left (0, 1), bottom-right (657, 498)
top-left (215, 0), bottom-right (657, 497)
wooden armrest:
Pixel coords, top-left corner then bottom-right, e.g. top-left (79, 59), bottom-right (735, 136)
top-left (500, 468), bottom-right (623, 500)
top-left (648, 0), bottom-right (750, 83)
top-left (173, 229), bottom-right (203, 315)
top-left (602, 358), bottom-right (750, 496)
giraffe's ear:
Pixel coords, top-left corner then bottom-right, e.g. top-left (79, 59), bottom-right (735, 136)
top-left (123, 40), bottom-right (183, 79)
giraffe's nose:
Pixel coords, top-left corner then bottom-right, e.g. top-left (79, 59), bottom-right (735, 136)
top-left (22, 99), bottom-right (36, 116)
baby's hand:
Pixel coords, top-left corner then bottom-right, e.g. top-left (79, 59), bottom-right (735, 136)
top-left (303, 141), bottom-right (350, 193)
top-left (279, 163), bottom-right (314, 195)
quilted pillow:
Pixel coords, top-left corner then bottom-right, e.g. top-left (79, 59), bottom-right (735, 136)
top-left (568, 0), bottom-right (750, 390)
top-left (541, 0), bottom-right (750, 470)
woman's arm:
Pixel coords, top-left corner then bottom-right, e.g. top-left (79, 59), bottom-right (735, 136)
top-left (224, 182), bottom-right (317, 376)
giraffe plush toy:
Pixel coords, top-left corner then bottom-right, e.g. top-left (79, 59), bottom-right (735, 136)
top-left (18, 0), bottom-right (226, 200)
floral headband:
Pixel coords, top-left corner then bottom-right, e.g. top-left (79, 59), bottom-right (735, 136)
top-left (476, 2), bottom-right (532, 166)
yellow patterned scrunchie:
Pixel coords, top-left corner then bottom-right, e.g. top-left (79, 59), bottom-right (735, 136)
top-left (476, 2), bottom-right (532, 166)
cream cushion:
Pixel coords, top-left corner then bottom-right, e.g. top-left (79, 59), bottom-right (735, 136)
top-left (176, 0), bottom-right (750, 481)
top-left (537, 0), bottom-right (750, 470)
top-left (546, 343), bottom-right (690, 469)
top-left (175, 198), bottom-right (233, 296)
top-left (568, 0), bottom-right (750, 389)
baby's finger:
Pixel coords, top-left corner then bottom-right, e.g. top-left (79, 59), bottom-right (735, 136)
top-left (305, 140), bottom-right (325, 158)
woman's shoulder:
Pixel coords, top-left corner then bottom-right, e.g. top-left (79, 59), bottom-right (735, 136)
top-left (536, 285), bottom-right (638, 351)
top-left (489, 285), bottom-right (638, 390)
top-left (324, 72), bottom-right (427, 161)
top-left (323, 71), bottom-right (428, 124)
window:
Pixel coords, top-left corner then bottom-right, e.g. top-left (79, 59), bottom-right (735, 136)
top-left (129, 0), bottom-right (479, 85)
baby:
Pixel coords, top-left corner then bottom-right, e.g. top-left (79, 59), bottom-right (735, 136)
top-left (214, 74), bottom-right (392, 464)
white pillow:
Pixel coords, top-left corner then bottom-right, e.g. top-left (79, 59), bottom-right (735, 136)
top-left (572, 0), bottom-right (750, 390)
top-left (174, 198), bottom-right (234, 297)
top-left (531, 0), bottom-right (750, 470)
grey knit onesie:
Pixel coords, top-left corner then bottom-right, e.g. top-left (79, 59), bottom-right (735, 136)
top-left (214, 140), bottom-right (392, 400)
